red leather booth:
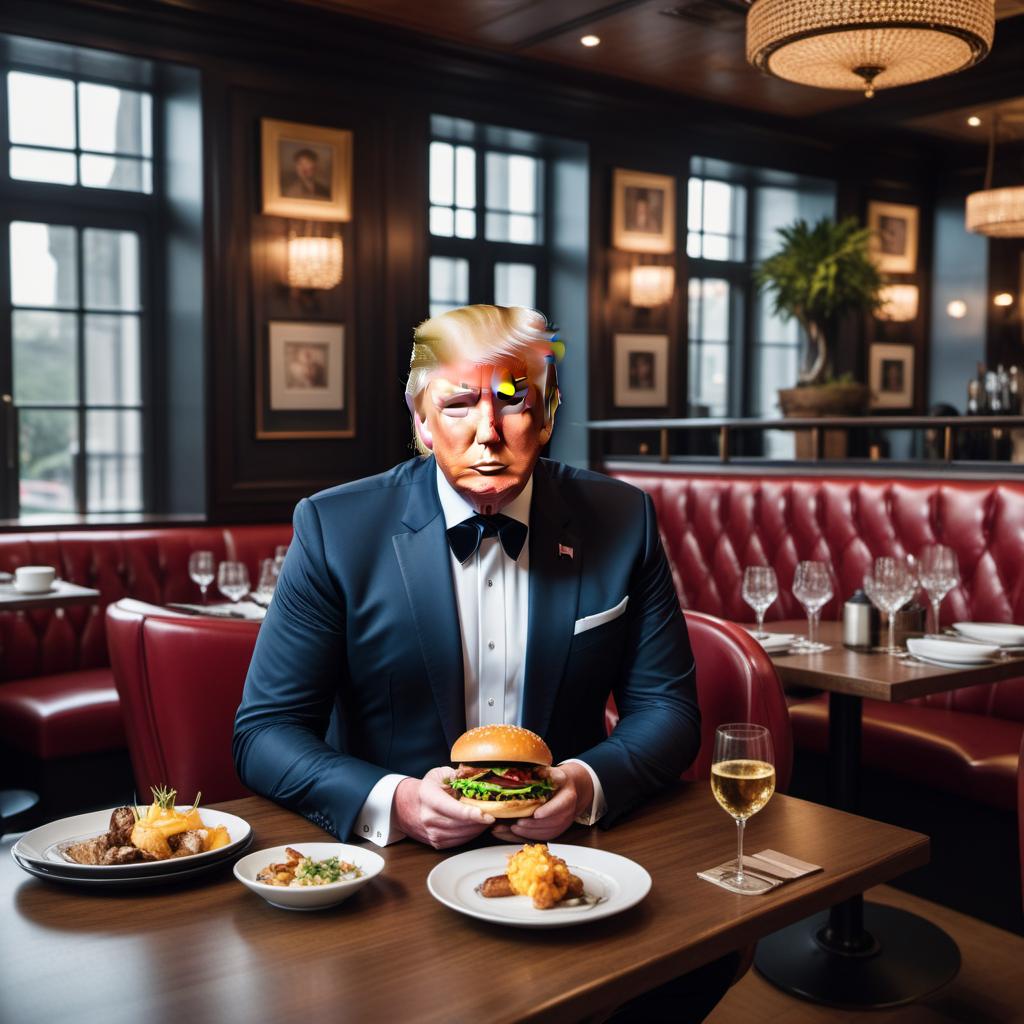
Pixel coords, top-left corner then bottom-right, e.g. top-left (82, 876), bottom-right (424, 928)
top-left (609, 469), bottom-right (1024, 812)
top-left (0, 525), bottom-right (291, 766)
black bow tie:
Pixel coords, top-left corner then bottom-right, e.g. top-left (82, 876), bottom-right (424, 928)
top-left (446, 514), bottom-right (528, 564)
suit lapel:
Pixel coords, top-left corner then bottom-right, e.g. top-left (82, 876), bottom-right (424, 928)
top-left (392, 457), bottom-right (466, 749)
top-left (522, 461), bottom-right (581, 738)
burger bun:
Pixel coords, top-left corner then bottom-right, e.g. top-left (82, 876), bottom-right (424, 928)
top-left (459, 796), bottom-right (544, 818)
top-left (450, 724), bottom-right (552, 766)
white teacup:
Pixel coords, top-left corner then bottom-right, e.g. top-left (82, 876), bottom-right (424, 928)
top-left (15, 566), bottom-right (56, 594)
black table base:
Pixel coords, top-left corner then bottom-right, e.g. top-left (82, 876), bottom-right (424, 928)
top-left (756, 692), bottom-right (961, 1008)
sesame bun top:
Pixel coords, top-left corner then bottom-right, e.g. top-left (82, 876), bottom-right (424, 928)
top-left (450, 724), bottom-right (553, 766)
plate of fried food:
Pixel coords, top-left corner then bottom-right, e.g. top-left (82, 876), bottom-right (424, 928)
top-left (427, 842), bottom-right (651, 929)
top-left (11, 785), bottom-right (252, 887)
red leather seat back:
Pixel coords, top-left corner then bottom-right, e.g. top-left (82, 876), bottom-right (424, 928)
top-left (1019, 734), bottom-right (1024, 909)
top-left (614, 471), bottom-right (1024, 723)
top-left (0, 525), bottom-right (291, 684)
top-left (106, 599), bottom-right (258, 802)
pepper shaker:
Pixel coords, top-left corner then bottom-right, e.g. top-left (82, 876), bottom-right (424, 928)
top-left (843, 589), bottom-right (878, 651)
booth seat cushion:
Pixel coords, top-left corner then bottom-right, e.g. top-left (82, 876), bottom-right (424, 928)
top-left (789, 694), bottom-right (1023, 811)
top-left (0, 668), bottom-right (125, 759)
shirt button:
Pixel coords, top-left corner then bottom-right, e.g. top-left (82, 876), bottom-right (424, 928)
top-left (488, 698), bottom-right (495, 707)
top-left (488, 640), bottom-right (495, 650)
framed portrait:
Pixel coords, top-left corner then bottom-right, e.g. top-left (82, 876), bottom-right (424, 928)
top-left (612, 169), bottom-right (675, 254)
top-left (257, 321), bottom-right (354, 438)
top-left (869, 343), bottom-right (915, 409)
top-left (867, 201), bottom-right (918, 274)
top-left (261, 118), bottom-right (352, 221)
top-left (614, 333), bottom-right (669, 407)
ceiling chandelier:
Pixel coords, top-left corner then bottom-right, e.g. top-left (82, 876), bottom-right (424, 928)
top-left (746, 1), bottom-right (995, 99)
top-left (966, 116), bottom-right (1024, 237)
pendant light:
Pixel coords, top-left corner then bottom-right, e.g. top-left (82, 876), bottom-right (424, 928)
top-left (966, 115), bottom-right (1024, 238)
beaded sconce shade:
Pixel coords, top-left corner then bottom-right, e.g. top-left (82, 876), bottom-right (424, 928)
top-left (287, 234), bottom-right (343, 289)
top-left (746, 0), bottom-right (995, 98)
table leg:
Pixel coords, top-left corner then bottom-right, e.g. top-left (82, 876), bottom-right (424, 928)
top-left (754, 691), bottom-right (960, 1008)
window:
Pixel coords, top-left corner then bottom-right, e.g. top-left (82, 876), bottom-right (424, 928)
top-left (1, 61), bottom-right (154, 517)
top-left (428, 118), bottom-right (547, 317)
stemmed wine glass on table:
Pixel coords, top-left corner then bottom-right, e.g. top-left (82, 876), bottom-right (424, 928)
top-left (217, 561), bottom-right (251, 604)
top-left (792, 561), bottom-right (834, 652)
top-left (711, 723), bottom-right (777, 894)
top-left (863, 555), bottom-right (917, 655)
top-left (918, 544), bottom-right (959, 635)
top-left (188, 551), bottom-right (215, 605)
top-left (742, 566), bottom-right (778, 639)
top-left (252, 558), bottom-right (279, 607)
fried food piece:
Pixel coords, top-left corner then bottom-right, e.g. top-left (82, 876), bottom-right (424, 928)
top-left (101, 845), bottom-right (145, 865)
top-left (131, 823), bottom-right (172, 860)
top-left (64, 836), bottom-right (111, 865)
top-left (168, 830), bottom-right (205, 857)
top-left (107, 806), bottom-right (136, 846)
top-left (256, 847), bottom-right (303, 886)
top-left (567, 873), bottom-right (584, 899)
top-left (507, 843), bottom-right (571, 909)
top-left (480, 874), bottom-right (515, 898)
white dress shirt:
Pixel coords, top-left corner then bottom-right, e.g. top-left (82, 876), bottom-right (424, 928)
top-left (352, 467), bottom-right (607, 845)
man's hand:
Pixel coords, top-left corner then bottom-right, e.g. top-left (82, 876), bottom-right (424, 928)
top-left (491, 763), bottom-right (594, 843)
top-left (393, 767), bottom-right (495, 849)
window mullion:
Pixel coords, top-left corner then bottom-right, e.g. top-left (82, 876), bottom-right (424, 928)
top-left (75, 226), bottom-right (86, 515)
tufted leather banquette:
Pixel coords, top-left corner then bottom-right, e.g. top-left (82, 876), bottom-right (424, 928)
top-left (0, 525), bottom-right (291, 761)
top-left (609, 469), bottom-right (1024, 811)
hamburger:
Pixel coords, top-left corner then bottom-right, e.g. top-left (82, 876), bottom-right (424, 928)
top-left (446, 724), bottom-right (556, 818)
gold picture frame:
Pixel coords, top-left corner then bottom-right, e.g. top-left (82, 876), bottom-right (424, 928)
top-left (612, 169), bottom-right (675, 254)
top-left (869, 342), bottom-right (915, 410)
top-left (261, 118), bottom-right (352, 221)
top-left (867, 201), bottom-right (918, 274)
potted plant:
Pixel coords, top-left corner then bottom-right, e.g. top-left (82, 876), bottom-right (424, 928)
top-left (755, 216), bottom-right (883, 416)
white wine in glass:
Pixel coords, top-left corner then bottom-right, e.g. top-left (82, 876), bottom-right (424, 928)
top-left (711, 723), bottom-right (776, 894)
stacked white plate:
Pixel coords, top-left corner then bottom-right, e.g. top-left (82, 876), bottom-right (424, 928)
top-left (905, 637), bottom-right (999, 668)
top-left (744, 630), bottom-right (798, 655)
top-left (952, 622), bottom-right (1024, 647)
top-left (11, 806), bottom-right (253, 889)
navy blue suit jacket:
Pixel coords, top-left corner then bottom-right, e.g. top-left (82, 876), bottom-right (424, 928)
top-left (233, 456), bottom-right (700, 839)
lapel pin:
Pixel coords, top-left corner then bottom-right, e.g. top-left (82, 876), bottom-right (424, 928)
top-left (558, 543), bottom-right (574, 559)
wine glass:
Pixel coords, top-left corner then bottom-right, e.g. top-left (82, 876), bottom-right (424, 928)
top-left (252, 558), bottom-right (279, 607)
top-left (792, 561), bottom-right (834, 652)
top-left (742, 566), bottom-right (778, 639)
top-left (217, 561), bottom-right (251, 603)
top-left (863, 556), bottom-right (917, 654)
top-left (274, 544), bottom-right (289, 570)
top-left (188, 551), bottom-right (215, 605)
top-left (711, 723), bottom-right (777, 894)
top-left (918, 544), bottom-right (959, 634)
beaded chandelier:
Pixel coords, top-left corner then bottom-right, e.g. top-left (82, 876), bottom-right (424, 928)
top-left (966, 117), bottom-right (1024, 237)
top-left (746, 1), bottom-right (995, 98)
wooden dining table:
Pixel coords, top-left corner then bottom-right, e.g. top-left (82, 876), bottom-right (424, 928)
top-left (751, 618), bottom-right (1024, 1010)
top-left (2, 785), bottom-right (927, 1024)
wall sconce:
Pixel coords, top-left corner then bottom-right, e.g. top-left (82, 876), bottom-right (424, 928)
top-left (287, 231), bottom-right (343, 290)
top-left (946, 299), bottom-right (968, 319)
top-left (629, 264), bottom-right (675, 307)
top-left (875, 284), bottom-right (919, 322)
top-left (993, 291), bottom-right (1014, 308)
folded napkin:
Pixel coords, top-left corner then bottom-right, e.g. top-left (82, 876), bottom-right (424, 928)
top-left (698, 849), bottom-right (822, 895)
top-left (166, 601), bottom-right (267, 621)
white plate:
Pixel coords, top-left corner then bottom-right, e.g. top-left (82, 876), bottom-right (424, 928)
top-left (234, 843), bottom-right (384, 911)
top-left (952, 622), bottom-right (1024, 647)
top-left (426, 844), bottom-right (651, 929)
top-left (13, 806), bottom-right (252, 876)
top-left (906, 637), bottom-right (998, 664)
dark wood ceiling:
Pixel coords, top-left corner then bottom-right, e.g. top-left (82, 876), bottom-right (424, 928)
top-left (300, 0), bottom-right (1024, 120)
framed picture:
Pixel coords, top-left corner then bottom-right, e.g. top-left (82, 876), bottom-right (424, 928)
top-left (614, 333), bottom-right (669, 407)
top-left (612, 169), bottom-right (675, 254)
top-left (867, 201), bottom-right (918, 274)
top-left (869, 343), bottom-right (915, 409)
top-left (261, 118), bottom-right (352, 221)
top-left (257, 321), bottom-right (354, 438)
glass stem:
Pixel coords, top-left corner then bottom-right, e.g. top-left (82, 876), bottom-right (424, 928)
top-left (888, 609), bottom-right (896, 652)
top-left (808, 609), bottom-right (819, 647)
top-left (756, 608), bottom-right (765, 636)
top-left (735, 817), bottom-right (745, 881)
top-left (200, 584), bottom-right (207, 606)
top-left (931, 598), bottom-right (941, 635)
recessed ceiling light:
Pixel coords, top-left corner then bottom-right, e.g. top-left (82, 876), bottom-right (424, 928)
top-left (994, 292), bottom-right (1014, 307)
top-left (580, 34), bottom-right (601, 47)
top-left (967, 115), bottom-right (982, 127)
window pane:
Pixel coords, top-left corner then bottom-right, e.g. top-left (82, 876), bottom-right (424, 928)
top-left (87, 410), bottom-right (143, 511)
top-left (699, 279), bottom-right (730, 341)
top-left (486, 153), bottom-right (538, 214)
top-left (702, 180), bottom-right (734, 235)
top-left (494, 262), bottom-right (536, 308)
top-left (701, 234), bottom-right (730, 261)
top-left (687, 178), bottom-right (703, 232)
top-left (690, 343), bottom-right (729, 417)
top-left (19, 408), bottom-right (76, 514)
top-left (83, 229), bottom-right (141, 312)
top-left (455, 145), bottom-right (476, 208)
top-left (429, 142), bottom-right (454, 206)
top-left (86, 314), bottom-right (141, 404)
top-left (78, 83), bottom-right (152, 157)
top-left (10, 146), bottom-right (77, 185)
top-left (13, 311), bottom-right (78, 404)
top-left (8, 72), bottom-right (75, 149)
top-left (80, 154), bottom-right (152, 193)
top-left (454, 208), bottom-right (475, 239)
top-left (10, 223), bottom-right (78, 308)
top-left (686, 232), bottom-right (702, 260)
top-left (429, 256), bottom-right (469, 307)
top-left (430, 205), bottom-right (454, 237)
top-left (485, 211), bottom-right (537, 244)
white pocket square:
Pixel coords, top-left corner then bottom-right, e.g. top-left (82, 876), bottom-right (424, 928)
top-left (573, 596), bottom-right (629, 636)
